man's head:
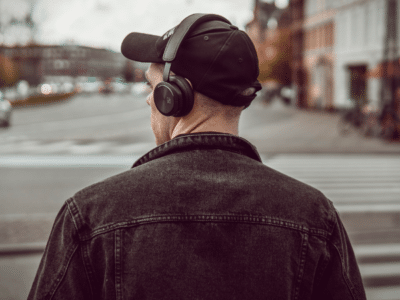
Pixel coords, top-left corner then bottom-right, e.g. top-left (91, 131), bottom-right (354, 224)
top-left (121, 13), bottom-right (261, 144)
top-left (144, 63), bottom-right (246, 145)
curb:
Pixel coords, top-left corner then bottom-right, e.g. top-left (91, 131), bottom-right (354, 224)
top-left (10, 92), bottom-right (77, 108)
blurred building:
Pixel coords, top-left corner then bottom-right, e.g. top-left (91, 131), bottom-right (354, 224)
top-left (334, 0), bottom-right (387, 110)
top-left (290, 0), bottom-right (306, 108)
top-left (0, 44), bottom-right (127, 92)
top-left (303, 0), bottom-right (398, 112)
top-left (248, 0), bottom-right (400, 123)
top-left (302, 0), bottom-right (335, 110)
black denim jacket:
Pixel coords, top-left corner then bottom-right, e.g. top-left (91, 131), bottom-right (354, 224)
top-left (28, 132), bottom-right (366, 300)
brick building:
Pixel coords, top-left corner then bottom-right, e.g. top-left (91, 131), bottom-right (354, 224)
top-left (290, 0), bottom-right (306, 108)
top-left (246, 0), bottom-right (293, 100)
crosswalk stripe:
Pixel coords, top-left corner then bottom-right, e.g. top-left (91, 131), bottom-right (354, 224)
top-left (365, 286), bottom-right (400, 300)
top-left (0, 140), bottom-right (156, 155)
top-left (0, 156), bottom-right (138, 167)
top-left (359, 262), bottom-right (400, 277)
top-left (355, 244), bottom-right (400, 257)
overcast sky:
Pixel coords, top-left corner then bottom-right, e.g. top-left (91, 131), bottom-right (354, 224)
top-left (32, 0), bottom-right (255, 52)
top-left (0, 0), bottom-right (288, 52)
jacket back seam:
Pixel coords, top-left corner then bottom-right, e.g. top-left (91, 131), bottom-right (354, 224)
top-left (293, 233), bottom-right (309, 300)
top-left (75, 214), bottom-right (331, 242)
top-left (115, 229), bottom-right (123, 300)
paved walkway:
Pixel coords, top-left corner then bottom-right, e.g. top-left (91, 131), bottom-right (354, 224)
top-left (241, 98), bottom-right (400, 155)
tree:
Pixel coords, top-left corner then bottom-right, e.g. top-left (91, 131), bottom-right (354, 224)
top-left (0, 54), bottom-right (20, 88)
top-left (258, 27), bottom-right (292, 85)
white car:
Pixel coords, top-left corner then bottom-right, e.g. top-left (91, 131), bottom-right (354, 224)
top-left (0, 94), bottom-right (12, 127)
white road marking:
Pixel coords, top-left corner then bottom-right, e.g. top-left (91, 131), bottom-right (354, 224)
top-left (6, 106), bottom-right (150, 133)
top-left (0, 155), bottom-right (139, 167)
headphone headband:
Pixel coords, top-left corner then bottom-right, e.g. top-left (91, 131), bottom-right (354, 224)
top-left (162, 14), bottom-right (231, 62)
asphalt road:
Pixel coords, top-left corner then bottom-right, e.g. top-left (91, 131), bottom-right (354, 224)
top-left (0, 92), bottom-right (293, 143)
top-left (1, 93), bottom-right (153, 142)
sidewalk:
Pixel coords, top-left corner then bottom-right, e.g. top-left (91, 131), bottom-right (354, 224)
top-left (241, 98), bottom-right (400, 155)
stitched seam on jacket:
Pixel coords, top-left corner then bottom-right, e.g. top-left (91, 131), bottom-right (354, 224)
top-left (329, 209), bottom-right (358, 299)
top-left (67, 197), bottom-right (85, 233)
top-left (132, 133), bottom-right (262, 168)
top-left (80, 245), bottom-right (94, 299)
top-left (330, 242), bottom-right (358, 300)
top-left (115, 229), bottom-right (123, 300)
top-left (49, 244), bottom-right (79, 299)
top-left (293, 233), bottom-right (309, 300)
top-left (78, 241), bottom-right (97, 298)
top-left (78, 214), bottom-right (331, 241)
top-left (325, 200), bottom-right (338, 236)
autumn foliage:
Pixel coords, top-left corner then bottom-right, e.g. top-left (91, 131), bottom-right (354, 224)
top-left (257, 28), bottom-right (292, 86)
top-left (0, 54), bottom-right (20, 88)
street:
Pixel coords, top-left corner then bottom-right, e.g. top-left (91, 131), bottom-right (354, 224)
top-left (1, 92), bottom-right (400, 300)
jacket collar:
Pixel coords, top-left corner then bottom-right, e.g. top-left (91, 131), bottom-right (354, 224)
top-left (132, 132), bottom-right (262, 168)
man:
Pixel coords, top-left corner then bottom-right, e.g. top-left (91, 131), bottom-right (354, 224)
top-left (29, 14), bottom-right (366, 299)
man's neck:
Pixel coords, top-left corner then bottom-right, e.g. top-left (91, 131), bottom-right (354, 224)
top-left (170, 113), bottom-right (239, 140)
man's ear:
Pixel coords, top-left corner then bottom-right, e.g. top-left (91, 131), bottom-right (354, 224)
top-left (185, 78), bottom-right (193, 89)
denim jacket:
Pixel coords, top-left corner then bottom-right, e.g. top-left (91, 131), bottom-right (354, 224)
top-left (28, 132), bottom-right (366, 300)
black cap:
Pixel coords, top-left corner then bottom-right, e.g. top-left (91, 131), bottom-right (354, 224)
top-left (121, 14), bottom-right (261, 107)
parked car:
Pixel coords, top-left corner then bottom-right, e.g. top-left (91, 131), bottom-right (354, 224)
top-left (0, 92), bottom-right (12, 127)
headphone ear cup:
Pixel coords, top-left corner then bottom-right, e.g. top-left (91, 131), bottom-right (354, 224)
top-left (154, 81), bottom-right (183, 116)
top-left (169, 76), bottom-right (194, 117)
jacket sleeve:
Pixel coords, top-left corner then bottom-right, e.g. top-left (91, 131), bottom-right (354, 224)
top-left (28, 201), bottom-right (92, 300)
top-left (312, 210), bottom-right (366, 300)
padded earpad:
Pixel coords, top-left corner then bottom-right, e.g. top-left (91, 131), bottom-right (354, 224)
top-left (154, 81), bottom-right (183, 116)
top-left (169, 75), bottom-right (194, 117)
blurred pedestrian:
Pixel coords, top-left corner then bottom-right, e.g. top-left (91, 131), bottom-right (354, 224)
top-left (28, 14), bottom-right (366, 299)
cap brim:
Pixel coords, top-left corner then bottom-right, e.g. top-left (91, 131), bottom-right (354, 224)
top-left (121, 32), bottom-right (164, 63)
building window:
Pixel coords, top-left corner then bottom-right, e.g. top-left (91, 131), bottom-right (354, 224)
top-left (377, 0), bottom-right (385, 43)
top-left (43, 49), bottom-right (51, 58)
top-left (306, 0), bottom-right (317, 16)
top-left (54, 60), bottom-right (68, 70)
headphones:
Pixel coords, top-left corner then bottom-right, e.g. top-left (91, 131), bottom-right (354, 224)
top-left (154, 14), bottom-right (231, 117)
